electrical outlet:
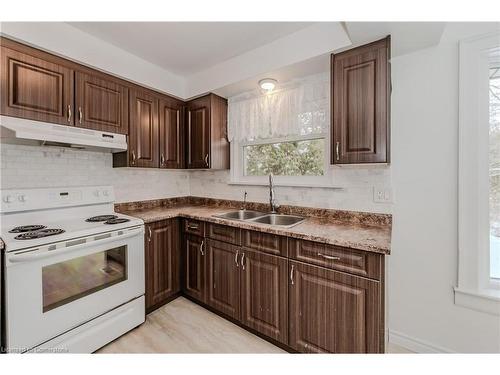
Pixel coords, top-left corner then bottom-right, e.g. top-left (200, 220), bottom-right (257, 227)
top-left (373, 186), bottom-right (393, 203)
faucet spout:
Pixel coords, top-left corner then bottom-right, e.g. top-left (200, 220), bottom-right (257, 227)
top-left (269, 173), bottom-right (278, 213)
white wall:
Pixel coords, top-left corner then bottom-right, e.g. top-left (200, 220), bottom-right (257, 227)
top-left (0, 144), bottom-right (189, 203)
top-left (389, 22), bottom-right (500, 353)
top-left (0, 22), bottom-right (185, 98)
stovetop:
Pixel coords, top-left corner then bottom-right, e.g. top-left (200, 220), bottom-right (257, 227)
top-left (1, 212), bottom-right (142, 252)
top-left (0, 186), bottom-right (144, 252)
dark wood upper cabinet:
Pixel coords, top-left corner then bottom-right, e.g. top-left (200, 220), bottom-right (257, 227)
top-left (145, 219), bottom-right (180, 312)
top-left (240, 249), bottom-right (288, 345)
top-left (288, 260), bottom-right (381, 353)
top-left (331, 36), bottom-right (390, 164)
top-left (128, 88), bottom-right (159, 168)
top-left (186, 94), bottom-right (229, 169)
top-left (159, 97), bottom-right (184, 169)
top-left (0, 46), bottom-right (74, 126)
top-left (183, 234), bottom-right (207, 303)
top-left (206, 239), bottom-right (240, 320)
top-left (75, 71), bottom-right (129, 134)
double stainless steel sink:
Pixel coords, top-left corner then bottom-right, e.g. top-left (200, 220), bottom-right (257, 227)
top-left (214, 210), bottom-right (305, 228)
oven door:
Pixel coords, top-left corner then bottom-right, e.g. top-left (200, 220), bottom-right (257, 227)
top-left (4, 225), bottom-right (145, 352)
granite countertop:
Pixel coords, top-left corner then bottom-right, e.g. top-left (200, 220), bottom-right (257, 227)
top-left (121, 205), bottom-right (391, 255)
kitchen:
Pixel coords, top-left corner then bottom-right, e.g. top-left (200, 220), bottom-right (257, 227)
top-left (0, 2), bottom-right (499, 372)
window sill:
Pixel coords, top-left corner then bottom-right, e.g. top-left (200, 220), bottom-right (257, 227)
top-left (454, 287), bottom-right (500, 315)
top-left (228, 180), bottom-right (344, 189)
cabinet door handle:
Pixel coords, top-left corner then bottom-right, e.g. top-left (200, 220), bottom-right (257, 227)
top-left (290, 264), bottom-right (295, 285)
top-left (131, 150), bottom-right (136, 164)
top-left (148, 227), bottom-right (152, 242)
top-left (78, 106), bottom-right (83, 125)
top-left (200, 240), bottom-right (205, 256)
top-left (240, 252), bottom-right (245, 270)
top-left (67, 105), bottom-right (72, 123)
top-left (160, 154), bottom-right (165, 166)
top-left (235, 250), bottom-right (239, 267)
top-left (204, 154), bottom-right (209, 166)
top-left (335, 141), bottom-right (340, 161)
top-left (317, 253), bottom-right (341, 261)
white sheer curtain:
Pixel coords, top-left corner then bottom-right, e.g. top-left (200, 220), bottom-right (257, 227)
top-left (227, 72), bottom-right (329, 142)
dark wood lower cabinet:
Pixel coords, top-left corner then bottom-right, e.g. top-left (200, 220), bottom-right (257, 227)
top-left (183, 234), bottom-right (207, 303)
top-left (206, 239), bottom-right (240, 320)
top-left (288, 260), bottom-right (381, 353)
top-left (145, 219), bottom-right (180, 312)
top-left (240, 249), bottom-right (288, 345)
top-left (155, 220), bottom-right (384, 353)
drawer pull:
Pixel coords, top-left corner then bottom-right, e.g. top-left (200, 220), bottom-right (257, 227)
top-left (188, 224), bottom-right (199, 230)
top-left (317, 253), bottom-right (341, 261)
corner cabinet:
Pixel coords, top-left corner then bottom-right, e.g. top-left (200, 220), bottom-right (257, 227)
top-left (186, 94), bottom-right (229, 169)
top-left (331, 36), bottom-right (391, 164)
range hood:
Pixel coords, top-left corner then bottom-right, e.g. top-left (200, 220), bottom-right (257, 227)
top-left (0, 115), bottom-right (127, 153)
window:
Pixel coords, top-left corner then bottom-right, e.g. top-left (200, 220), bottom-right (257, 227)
top-left (456, 32), bottom-right (500, 315)
top-left (490, 66), bottom-right (500, 280)
top-left (229, 73), bottom-right (331, 186)
top-left (243, 137), bottom-right (325, 177)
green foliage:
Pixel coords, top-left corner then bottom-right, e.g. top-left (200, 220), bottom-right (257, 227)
top-left (244, 139), bottom-right (324, 176)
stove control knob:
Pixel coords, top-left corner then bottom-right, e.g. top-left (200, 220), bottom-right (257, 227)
top-left (3, 195), bottom-right (13, 203)
top-left (18, 195), bottom-right (27, 203)
top-left (102, 190), bottom-right (109, 197)
top-left (93, 190), bottom-right (101, 197)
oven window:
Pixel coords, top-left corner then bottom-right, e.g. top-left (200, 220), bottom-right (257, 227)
top-left (42, 246), bottom-right (127, 312)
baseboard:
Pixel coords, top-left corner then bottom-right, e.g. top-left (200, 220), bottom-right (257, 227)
top-left (388, 329), bottom-right (454, 353)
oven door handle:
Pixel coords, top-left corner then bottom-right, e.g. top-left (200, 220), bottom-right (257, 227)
top-left (6, 227), bottom-right (144, 264)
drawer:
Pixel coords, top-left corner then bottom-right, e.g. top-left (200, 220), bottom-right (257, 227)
top-left (288, 238), bottom-right (382, 280)
top-left (242, 230), bottom-right (287, 256)
top-left (207, 223), bottom-right (241, 245)
top-left (183, 219), bottom-right (205, 236)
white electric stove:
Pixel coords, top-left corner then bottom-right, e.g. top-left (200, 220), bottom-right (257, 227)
top-left (0, 186), bottom-right (145, 353)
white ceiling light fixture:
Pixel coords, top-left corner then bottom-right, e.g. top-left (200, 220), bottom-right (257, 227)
top-left (259, 78), bottom-right (277, 92)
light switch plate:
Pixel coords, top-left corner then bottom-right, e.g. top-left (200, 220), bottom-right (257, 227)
top-left (373, 186), bottom-right (393, 203)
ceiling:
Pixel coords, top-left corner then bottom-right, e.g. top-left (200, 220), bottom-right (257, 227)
top-left (68, 22), bottom-right (313, 76)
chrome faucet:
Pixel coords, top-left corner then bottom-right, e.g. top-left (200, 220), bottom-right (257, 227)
top-left (241, 191), bottom-right (248, 211)
top-left (269, 173), bottom-right (279, 213)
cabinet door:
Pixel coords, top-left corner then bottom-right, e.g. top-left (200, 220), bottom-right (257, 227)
top-left (75, 71), bottom-right (128, 134)
top-left (159, 97), bottom-right (183, 168)
top-left (289, 261), bottom-right (381, 353)
top-left (145, 220), bottom-right (180, 312)
top-left (187, 98), bottom-right (210, 169)
top-left (0, 46), bottom-right (73, 126)
top-left (240, 249), bottom-right (288, 344)
top-left (206, 239), bottom-right (240, 320)
top-left (129, 88), bottom-right (159, 168)
top-left (331, 37), bottom-right (390, 164)
top-left (184, 234), bottom-right (207, 303)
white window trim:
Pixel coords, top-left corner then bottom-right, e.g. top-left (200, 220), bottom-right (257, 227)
top-left (455, 32), bottom-right (500, 316)
top-left (230, 132), bottom-right (342, 188)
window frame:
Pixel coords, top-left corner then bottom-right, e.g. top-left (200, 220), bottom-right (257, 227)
top-left (230, 131), bottom-right (332, 187)
top-left (455, 32), bottom-right (500, 316)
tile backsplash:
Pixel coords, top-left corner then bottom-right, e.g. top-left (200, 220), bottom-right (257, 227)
top-left (1, 144), bottom-right (392, 213)
top-left (190, 169), bottom-right (392, 214)
top-left (0, 144), bottom-right (190, 203)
